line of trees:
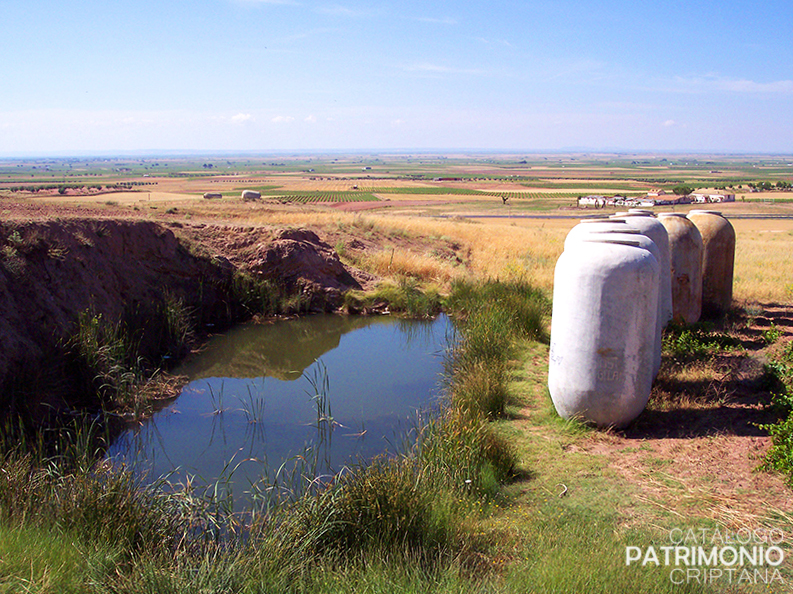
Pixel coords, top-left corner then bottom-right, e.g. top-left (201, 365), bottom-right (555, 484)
top-left (3, 182), bottom-right (154, 193)
top-left (749, 181), bottom-right (792, 191)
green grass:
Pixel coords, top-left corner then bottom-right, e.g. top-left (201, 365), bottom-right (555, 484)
top-left (0, 279), bottom-right (547, 593)
top-left (0, 523), bottom-right (101, 593)
top-left (489, 342), bottom-right (720, 594)
top-left (344, 276), bottom-right (443, 318)
top-left (661, 321), bottom-right (742, 363)
top-left (443, 279), bottom-right (549, 419)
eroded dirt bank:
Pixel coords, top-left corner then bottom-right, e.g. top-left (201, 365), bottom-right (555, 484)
top-left (0, 217), bottom-right (367, 418)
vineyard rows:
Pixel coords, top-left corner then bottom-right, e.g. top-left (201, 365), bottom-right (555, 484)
top-left (366, 187), bottom-right (482, 195)
top-left (479, 191), bottom-right (583, 200)
top-left (520, 182), bottom-right (646, 191)
top-left (267, 191), bottom-right (380, 203)
top-left (255, 189), bottom-right (625, 204)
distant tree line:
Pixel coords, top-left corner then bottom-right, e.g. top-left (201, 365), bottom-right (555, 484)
top-left (4, 181), bottom-right (155, 193)
top-left (749, 181), bottom-right (791, 191)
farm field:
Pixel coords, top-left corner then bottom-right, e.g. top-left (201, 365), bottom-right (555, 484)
top-left (1, 152), bottom-right (793, 592)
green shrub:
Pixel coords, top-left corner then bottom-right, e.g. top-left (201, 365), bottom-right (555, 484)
top-left (759, 347), bottom-right (793, 485)
top-left (662, 322), bottom-right (740, 363)
top-left (760, 412), bottom-right (793, 485)
top-left (345, 277), bottom-right (442, 318)
top-left (763, 323), bottom-right (782, 345)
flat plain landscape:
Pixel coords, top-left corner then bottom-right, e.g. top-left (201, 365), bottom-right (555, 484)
top-left (1, 152), bottom-right (793, 592)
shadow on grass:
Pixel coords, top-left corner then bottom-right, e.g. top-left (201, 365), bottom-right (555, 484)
top-left (621, 352), bottom-right (781, 439)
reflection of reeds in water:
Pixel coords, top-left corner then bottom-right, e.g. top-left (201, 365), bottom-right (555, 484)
top-left (305, 361), bottom-right (336, 473)
top-left (396, 316), bottom-right (443, 349)
top-left (206, 382), bottom-right (228, 416)
top-left (238, 385), bottom-right (265, 425)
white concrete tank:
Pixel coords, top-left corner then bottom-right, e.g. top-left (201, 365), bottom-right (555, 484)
top-left (548, 237), bottom-right (660, 428)
top-left (686, 210), bottom-right (735, 318)
top-left (658, 213), bottom-right (703, 324)
top-left (610, 212), bottom-right (673, 327)
top-left (563, 218), bottom-right (634, 245)
top-left (565, 229), bottom-right (662, 378)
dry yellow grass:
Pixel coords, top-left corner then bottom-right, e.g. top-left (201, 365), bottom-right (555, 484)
top-left (246, 208), bottom-right (791, 306)
top-left (246, 210), bottom-right (569, 293)
top-left (732, 218), bottom-right (793, 305)
top-left (359, 248), bottom-right (459, 285)
top-left (39, 181), bottom-right (787, 306)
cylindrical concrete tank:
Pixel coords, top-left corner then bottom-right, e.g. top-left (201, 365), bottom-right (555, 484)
top-left (565, 230), bottom-right (662, 378)
top-left (686, 210), bottom-right (735, 318)
top-left (564, 218), bottom-right (634, 246)
top-left (611, 213), bottom-right (673, 327)
top-left (548, 237), bottom-right (660, 428)
top-left (658, 213), bottom-right (704, 324)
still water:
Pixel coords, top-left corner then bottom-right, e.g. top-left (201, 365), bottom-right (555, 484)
top-left (107, 314), bottom-right (451, 504)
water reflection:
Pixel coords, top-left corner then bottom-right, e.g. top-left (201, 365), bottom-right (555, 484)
top-left (107, 314), bottom-right (450, 507)
top-left (177, 315), bottom-right (395, 381)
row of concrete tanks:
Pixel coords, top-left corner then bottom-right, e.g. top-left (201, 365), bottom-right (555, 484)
top-left (658, 210), bottom-right (736, 322)
top-left (548, 210), bottom-right (735, 428)
top-left (685, 211), bottom-right (736, 319)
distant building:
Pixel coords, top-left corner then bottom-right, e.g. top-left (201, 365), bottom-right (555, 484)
top-left (692, 189), bottom-right (735, 203)
top-left (579, 195), bottom-right (606, 207)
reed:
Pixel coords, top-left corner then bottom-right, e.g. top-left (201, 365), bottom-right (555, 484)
top-left (344, 276), bottom-right (443, 318)
top-left (443, 279), bottom-right (550, 419)
top-left (0, 418), bottom-right (185, 556)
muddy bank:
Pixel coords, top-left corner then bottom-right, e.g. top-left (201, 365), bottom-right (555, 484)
top-left (0, 218), bottom-right (365, 419)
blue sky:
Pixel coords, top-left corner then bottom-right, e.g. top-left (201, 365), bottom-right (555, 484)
top-left (1, 0), bottom-right (792, 155)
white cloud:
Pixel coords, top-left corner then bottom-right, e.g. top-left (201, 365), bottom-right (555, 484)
top-left (271, 115), bottom-right (295, 123)
top-left (318, 5), bottom-right (365, 17)
top-left (401, 62), bottom-right (485, 76)
top-left (304, 114), bottom-right (317, 123)
top-left (233, 0), bottom-right (299, 6)
top-left (663, 119), bottom-right (676, 127)
top-left (414, 16), bottom-right (457, 25)
top-left (476, 37), bottom-right (514, 48)
top-left (717, 78), bottom-right (793, 93)
top-left (231, 113), bottom-right (253, 124)
top-left (666, 74), bottom-right (793, 95)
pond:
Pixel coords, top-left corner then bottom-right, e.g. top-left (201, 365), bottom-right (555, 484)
top-left (107, 314), bottom-right (452, 507)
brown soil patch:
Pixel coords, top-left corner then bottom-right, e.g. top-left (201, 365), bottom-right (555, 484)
top-left (567, 306), bottom-right (793, 526)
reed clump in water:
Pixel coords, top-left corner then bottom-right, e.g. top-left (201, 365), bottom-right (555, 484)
top-left (0, 279), bottom-right (548, 591)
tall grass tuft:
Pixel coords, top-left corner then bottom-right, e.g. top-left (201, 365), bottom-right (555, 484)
top-left (283, 455), bottom-right (464, 559)
top-left (230, 271), bottom-right (312, 317)
top-left (444, 279), bottom-right (550, 418)
top-left (344, 276), bottom-right (442, 318)
top-left (0, 418), bottom-right (186, 556)
top-left (68, 310), bottom-right (146, 408)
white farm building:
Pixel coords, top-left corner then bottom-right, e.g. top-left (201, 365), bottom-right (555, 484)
top-left (691, 189), bottom-right (736, 203)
